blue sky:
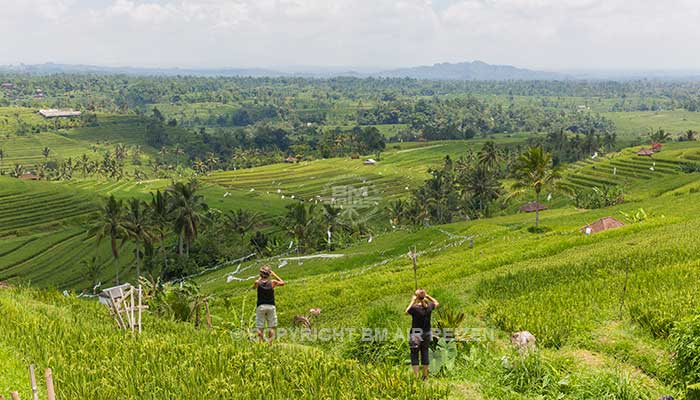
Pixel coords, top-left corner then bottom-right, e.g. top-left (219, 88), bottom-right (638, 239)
top-left (0, 0), bottom-right (699, 71)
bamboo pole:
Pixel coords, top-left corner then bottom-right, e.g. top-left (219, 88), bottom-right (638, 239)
top-left (204, 298), bottom-right (212, 330)
top-left (138, 285), bottom-right (143, 334)
top-left (29, 364), bottom-right (39, 400)
top-left (10, 392), bottom-right (19, 400)
top-left (408, 246), bottom-right (418, 290)
top-left (130, 287), bottom-right (135, 334)
top-left (45, 368), bottom-right (55, 400)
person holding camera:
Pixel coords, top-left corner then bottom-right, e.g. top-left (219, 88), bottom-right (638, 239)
top-left (253, 266), bottom-right (285, 344)
top-left (404, 289), bottom-right (439, 380)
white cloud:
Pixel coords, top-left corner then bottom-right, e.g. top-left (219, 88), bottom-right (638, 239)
top-left (0, 0), bottom-right (698, 70)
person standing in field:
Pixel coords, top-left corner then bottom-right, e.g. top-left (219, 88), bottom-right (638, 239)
top-left (253, 266), bottom-right (285, 344)
top-left (404, 289), bottom-right (439, 380)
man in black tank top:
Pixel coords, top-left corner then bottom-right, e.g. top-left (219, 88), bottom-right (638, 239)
top-left (404, 288), bottom-right (439, 380)
top-left (253, 266), bottom-right (285, 344)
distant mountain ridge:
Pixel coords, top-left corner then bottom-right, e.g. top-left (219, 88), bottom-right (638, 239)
top-left (377, 60), bottom-right (567, 80)
top-left (1, 61), bottom-right (567, 80)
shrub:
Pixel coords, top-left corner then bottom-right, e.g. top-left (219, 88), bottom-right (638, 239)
top-left (670, 314), bottom-right (700, 385)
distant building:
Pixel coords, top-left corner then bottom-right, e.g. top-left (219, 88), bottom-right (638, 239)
top-left (18, 172), bottom-right (40, 181)
top-left (636, 148), bottom-right (654, 157)
top-left (363, 159), bottom-right (377, 165)
top-left (38, 109), bottom-right (82, 118)
top-left (284, 156), bottom-right (297, 163)
top-left (519, 201), bottom-right (548, 213)
top-left (1, 83), bottom-right (14, 90)
top-left (580, 216), bottom-right (625, 235)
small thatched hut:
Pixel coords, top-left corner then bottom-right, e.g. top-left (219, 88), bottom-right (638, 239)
top-left (636, 148), bottom-right (654, 157)
top-left (520, 201), bottom-right (548, 213)
top-left (580, 216), bottom-right (625, 234)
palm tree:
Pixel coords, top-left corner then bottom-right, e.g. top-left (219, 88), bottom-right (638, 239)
top-left (687, 130), bottom-right (696, 141)
top-left (512, 147), bottom-right (561, 228)
top-left (125, 198), bottom-right (153, 280)
top-left (148, 190), bottom-right (172, 273)
top-left (168, 181), bottom-right (209, 257)
top-left (225, 209), bottom-right (261, 235)
top-left (463, 165), bottom-right (502, 217)
top-left (478, 140), bottom-right (501, 172)
top-left (42, 146), bottom-right (51, 160)
top-left (283, 202), bottom-right (317, 253)
top-left (89, 195), bottom-right (129, 284)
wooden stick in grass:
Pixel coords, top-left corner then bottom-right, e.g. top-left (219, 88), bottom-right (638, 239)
top-left (10, 392), bottom-right (19, 400)
top-left (408, 246), bottom-right (418, 290)
top-left (29, 364), bottom-right (39, 400)
top-left (205, 298), bottom-right (212, 330)
top-left (45, 368), bottom-right (55, 400)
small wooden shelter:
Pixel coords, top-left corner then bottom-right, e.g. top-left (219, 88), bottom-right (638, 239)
top-left (284, 156), bottom-right (297, 163)
top-left (99, 283), bottom-right (147, 334)
top-left (363, 158), bottom-right (377, 165)
top-left (18, 172), bottom-right (40, 180)
top-left (580, 216), bottom-right (625, 235)
top-left (636, 148), bottom-right (654, 157)
top-left (520, 201), bottom-right (548, 213)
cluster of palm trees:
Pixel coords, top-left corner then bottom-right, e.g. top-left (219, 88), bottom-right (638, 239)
top-left (5, 144), bottom-right (142, 181)
top-left (89, 180), bottom-right (209, 285)
top-left (389, 144), bottom-right (560, 228)
top-left (281, 202), bottom-right (371, 253)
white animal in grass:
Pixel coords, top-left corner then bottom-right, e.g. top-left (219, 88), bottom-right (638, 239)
top-left (223, 192), bottom-right (231, 198)
top-left (511, 331), bottom-right (537, 349)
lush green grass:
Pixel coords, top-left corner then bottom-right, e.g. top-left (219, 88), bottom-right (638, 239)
top-left (560, 141), bottom-right (700, 201)
top-left (204, 138), bottom-right (525, 206)
top-left (0, 287), bottom-right (445, 399)
top-left (196, 186), bottom-right (700, 398)
top-left (604, 110), bottom-right (700, 139)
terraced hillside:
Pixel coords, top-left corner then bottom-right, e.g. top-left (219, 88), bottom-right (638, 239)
top-left (204, 138), bottom-right (525, 204)
top-left (560, 142), bottom-right (700, 201)
top-left (198, 186), bottom-right (700, 399)
top-left (0, 178), bottom-right (138, 287)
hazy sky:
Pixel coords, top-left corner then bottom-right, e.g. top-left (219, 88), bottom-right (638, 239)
top-left (1, 0), bottom-right (699, 71)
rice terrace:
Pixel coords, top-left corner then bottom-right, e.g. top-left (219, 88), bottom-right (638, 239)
top-left (4, 2), bottom-right (700, 399)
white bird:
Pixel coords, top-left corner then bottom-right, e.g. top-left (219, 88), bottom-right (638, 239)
top-left (291, 195), bottom-right (295, 199)
top-left (249, 188), bottom-right (255, 192)
top-left (613, 167), bottom-right (617, 175)
top-left (368, 236), bottom-right (373, 243)
top-left (289, 240), bottom-right (294, 249)
top-left (591, 152), bottom-right (598, 159)
top-left (650, 167), bottom-right (655, 171)
top-left (277, 189), bottom-right (281, 193)
top-left (546, 193), bottom-right (552, 201)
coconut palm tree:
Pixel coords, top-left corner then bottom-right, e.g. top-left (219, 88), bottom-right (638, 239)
top-left (283, 202), bottom-right (318, 253)
top-left (477, 140), bottom-right (501, 172)
top-left (462, 165), bottom-right (502, 217)
top-left (512, 146), bottom-right (561, 228)
top-left (224, 209), bottom-right (261, 235)
top-left (125, 198), bottom-right (153, 280)
top-left (89, 195), bottom-right (129, 284)
top-left (168, 181), bottom-right (209, 257)
top-left (148, 190), bottom-right (172, 273)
